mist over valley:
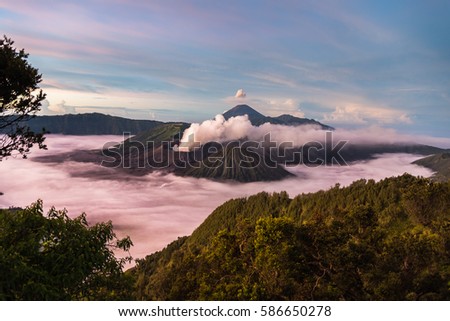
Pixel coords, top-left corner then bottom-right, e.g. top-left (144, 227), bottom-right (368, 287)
top-left (0, 131), bottom-right (437, 260)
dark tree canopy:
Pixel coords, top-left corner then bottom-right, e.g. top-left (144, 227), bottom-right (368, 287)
top-left (0, 201), bottom-right (134, 300)
top-left (0, 36), bottom-right (46, 160)
top-left (133, 174), bottom-right (450, 300)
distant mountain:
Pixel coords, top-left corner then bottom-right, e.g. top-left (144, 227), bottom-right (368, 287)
top-left (413, 152), bottom-right (450, 181)
top-left (272, 114), bottom-right (334, 129)
top-left (102, 123), bottom-right (292, 182)
top-left (25, 113), bottom-right (163, 135)
top-left (223, 104), bottom-right (268, 125)
top-left (104, 117), bottom-right (446, 183)
top-left (223, 104), bottom-right (333, 130)
top-left (30, 107), bottom-right (447, 183)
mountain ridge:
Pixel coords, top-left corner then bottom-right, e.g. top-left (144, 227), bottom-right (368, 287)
top-left (30, 106), bottom-right (447, 183)
top-left (223, 104), bottom-right (333, 129)
top-left (413, 152), bottom-right (450, 181)
top-left (19, 104), bottom-right (334, 135)
top-left (24, 113), bottom-right (163, 135)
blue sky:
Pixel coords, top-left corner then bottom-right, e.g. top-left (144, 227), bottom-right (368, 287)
top-left (1, 0), bottom-right (449, 137)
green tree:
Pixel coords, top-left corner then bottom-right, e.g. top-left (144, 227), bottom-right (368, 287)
top-left (0, 201), bottom-right (134, 300)
top-left (253, 217), bottom-right (303, 300)
top-left (0, 36), bottom-right (46, 160)
top-left (133, 175), bottom-right (450, 300)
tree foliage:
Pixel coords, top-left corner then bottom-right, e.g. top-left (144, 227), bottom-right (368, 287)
top-left (133, 174), bottom-right (450, 300)
top-left (0, 36), bottom-right (46, 160)
top-left (0, 201), bottom-right (134, 300)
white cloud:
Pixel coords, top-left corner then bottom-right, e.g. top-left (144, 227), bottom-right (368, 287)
top-left (51, 100), bottom-right (77, 114)
top-left (180, 113), bottom-right (449, 150)
top-left (323, 105), bottom-right (367, 124)
top-left (180, 114), bottom-right (254, 148)
top-left (39, 99), bottom-right (51, 114)
top-left (235, 88), bottom-right (247, 98)
top-left (39, 99), bottom-right (77, 115)
top-left (323, 104), bottom-right (412, 125)
top-left (266, 98), bottom-right (305, 118)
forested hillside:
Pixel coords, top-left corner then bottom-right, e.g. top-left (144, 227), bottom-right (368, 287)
top-left (414, 153), bottom-right (450, 181)
top-left (132, 174), bottom-right (450, 300)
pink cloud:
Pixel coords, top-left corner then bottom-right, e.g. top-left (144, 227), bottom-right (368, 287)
top-left (0, 135), bottom-right (436, 263)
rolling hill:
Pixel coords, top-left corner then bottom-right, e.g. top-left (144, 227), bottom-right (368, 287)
top-left (413, 152), bottom-right (450, 181)
top-left (131, 174), bottom-right (450, 300)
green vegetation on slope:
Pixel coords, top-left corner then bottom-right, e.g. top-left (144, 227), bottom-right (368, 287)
top-left (132, 174), bottom-right (450, 300)
top-left (1, 174), bottom-right (449, 300)
top-left (0, 201), bottom-right (134, 300)
top-left (119, 122), bottom-right (189, 148)
top-left (414, 152), bottom-right (450, 182)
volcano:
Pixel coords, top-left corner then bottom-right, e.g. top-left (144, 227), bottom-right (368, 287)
top-left (32, 105), bottom-right (447, 183)
top-left (223, 104), bottom-right (333, 129)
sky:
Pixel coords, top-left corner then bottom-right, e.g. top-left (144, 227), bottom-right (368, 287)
top-left (1, 0), bottom-right (449, 137)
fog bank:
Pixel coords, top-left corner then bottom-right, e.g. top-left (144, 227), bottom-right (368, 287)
top-left (0, 135), bottom-right (434, 260)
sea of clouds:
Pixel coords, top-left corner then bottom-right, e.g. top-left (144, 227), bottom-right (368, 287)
top-left (0, 134), bottom-right (437, 261)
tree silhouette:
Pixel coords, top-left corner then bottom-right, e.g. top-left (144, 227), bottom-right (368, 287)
top-left (0, 36), bottom-right (46, 160)
top-left (0, 201), bottom-right (134, 300)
